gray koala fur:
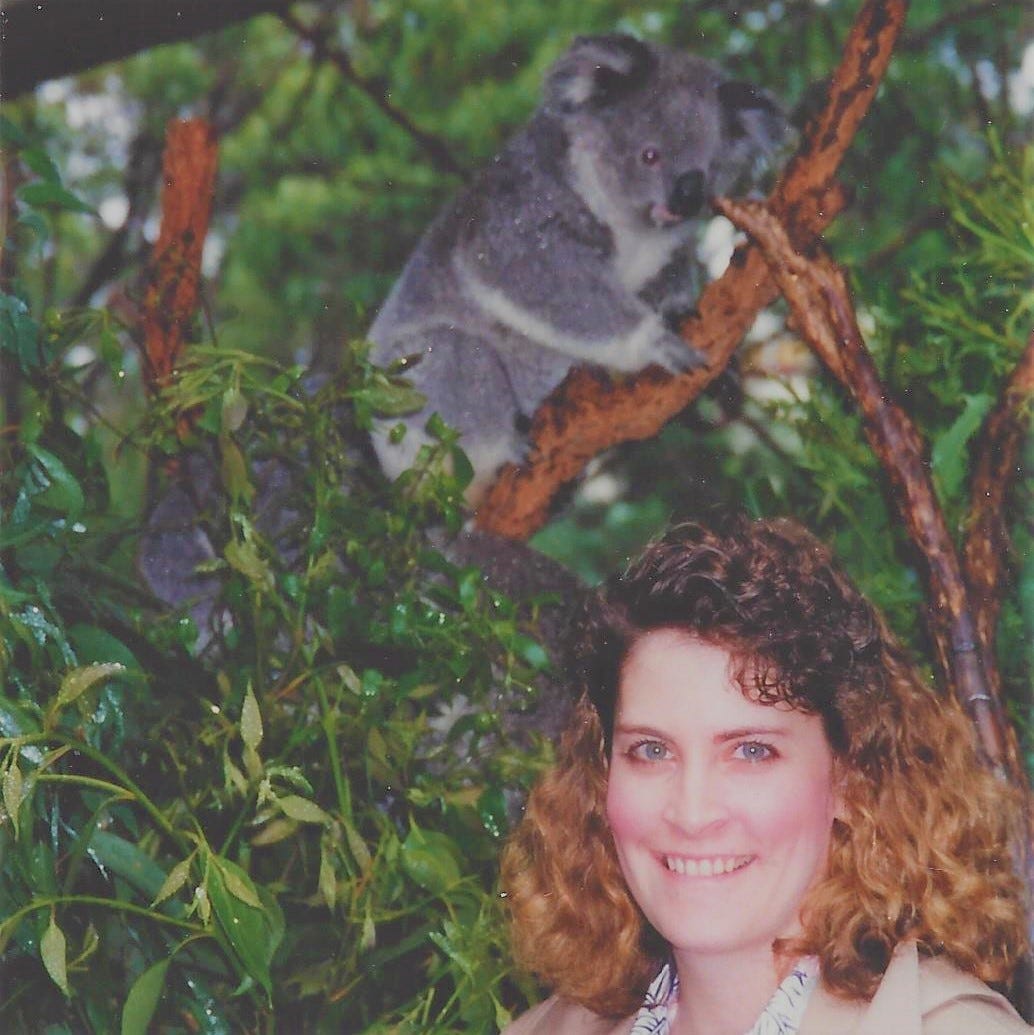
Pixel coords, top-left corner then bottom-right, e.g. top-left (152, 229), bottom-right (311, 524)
top-left (369, 33), bottom-right (788, 501)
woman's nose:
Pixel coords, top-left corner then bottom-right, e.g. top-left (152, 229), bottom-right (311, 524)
top-left (662, 763), bottom-right (728, 834)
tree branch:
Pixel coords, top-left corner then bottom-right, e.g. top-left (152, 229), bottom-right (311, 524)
top-left (475, 0), bottom-right (908, 539)
top-left (900, 0), bottom-right (1025, 52)
top-left (71, 128), bottom-right (164, 309)
top-left (715, 195), bottom-right (1025, 782)
top-left (139, 119), bottom-right (218, 396)
top-left (279, 9), bottom-right (468, 181)
top-left (962, 331), bottom-right (1034, 696)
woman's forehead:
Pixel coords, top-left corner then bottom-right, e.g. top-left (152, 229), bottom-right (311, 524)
top-left (615, 630), bottom-right (825, 730)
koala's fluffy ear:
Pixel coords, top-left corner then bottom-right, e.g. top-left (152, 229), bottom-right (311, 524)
top-left (717, 80), bottom-right (789, 155)
top-left (543, 34), bottom-right (656, 113)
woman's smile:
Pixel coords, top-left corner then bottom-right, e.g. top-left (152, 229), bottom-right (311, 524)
top-left (662, 854), bottom-right (754, 877)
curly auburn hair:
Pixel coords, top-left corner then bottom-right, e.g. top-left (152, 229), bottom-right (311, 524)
top-left (500, 517), bottom-right (1028, 1018)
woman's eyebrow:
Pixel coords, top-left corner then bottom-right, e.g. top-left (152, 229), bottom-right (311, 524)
top-left (612, 723), bottom-right (791, 741)
top-left (714, 726), bottom-right (790, 743)
top-left (611, 722), bottom-right (668, 738)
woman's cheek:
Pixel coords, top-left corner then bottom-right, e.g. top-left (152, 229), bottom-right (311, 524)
top-left (606, 769), bottom-right (652, 842)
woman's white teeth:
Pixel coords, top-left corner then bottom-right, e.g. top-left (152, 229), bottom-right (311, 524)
top-left (664, 855), bottom-right (749, 876)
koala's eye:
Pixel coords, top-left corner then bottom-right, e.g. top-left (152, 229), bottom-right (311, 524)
top-left (641, 147), bottom-right (661, 166)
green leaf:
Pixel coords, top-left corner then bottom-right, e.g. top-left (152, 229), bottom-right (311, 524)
top-left (221, 386), bottom-right (248, 433)
top-left (21, 147), bottom-right (61, 183)
top-left (224, 539), bottom-right (273, 590)
top-left (277, 795), bottom-right (331, 825)
top-left (41, 913), bottom-right (70, 996)
top-left (240, 684), bottom-right (263, 753)
top-left (400, 825), bottom-right (462, 895)
top-left (18, 181), bottom-right (95, 214)
top-left (931, 393), bottom-right (994, 500)
top-left (27, 444), bottom-right (85, 520)
top-left (515, 634), bottom-right (549, 671)
top-left (0, 292), bottom-right (41, 371)
top-left (212, 856), bottom-right (262, 908)
top-left (152, 856), bottom-right (193, 908)
top-left (220, 438), bottom-right (254, 505)
top-left (343, 820), bottom-right (372, 873)
top-left (318, 841), bottom-right (337, 910)
top-left (363, 377), bottom-right (426, 417)
top-left (449, 443), bottom-right (475, 488)
top-left (458, 568), bottom-right (481, 609)
top-left (90, 831), bottom-right (183, 913)
top-left (0, 697), bottom-right (41, 742)
top-left (3, 758), bottom-right (25, 838)
top-left (0, 115), bottom-right (28, 146)
top-left (68, 624), bottom-right (142, 672)
top-left (205, 854), bottom-right (280, 997)
top-left (224, 753), bottom-right (248, 795)
top-left (121, 958), bottom-right (171, 1035)
top-left (54, 662), bottom-right (126, 713)
top-left (0, 511), bottom-right (51, 550)
top-left (361, 906), bottom-right (376, 951)
top-left (476, 784), bottom-right (507, 840)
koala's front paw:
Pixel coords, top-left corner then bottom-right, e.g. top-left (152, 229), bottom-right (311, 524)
top-left (655, 331), bottom-right (708, 373)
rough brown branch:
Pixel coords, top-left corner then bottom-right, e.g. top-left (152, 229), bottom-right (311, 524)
top-left (716, 195), bottom-right (1023, 780)
top-left (963, 331), bottom-right (1034, 696)
top-left (475, 0), bottom-right (908, 539)
top-left (139, 119), bottom-right (218, 394)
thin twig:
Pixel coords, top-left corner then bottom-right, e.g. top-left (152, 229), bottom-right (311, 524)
top-left (72, 128), bottom-right (164, 308)
top-left (280, 10), bottom-right (468, 181)
top-left (900, 0), bottom-right (1025, 51)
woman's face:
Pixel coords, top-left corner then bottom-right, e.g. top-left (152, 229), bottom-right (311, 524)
top-left (605, 630), bottom-right (839, 964)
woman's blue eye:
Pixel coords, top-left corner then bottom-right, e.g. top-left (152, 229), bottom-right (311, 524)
top-left (734, 741), bottom-right (773, 762)
top-left (631, 740), bottom-right (669, 761)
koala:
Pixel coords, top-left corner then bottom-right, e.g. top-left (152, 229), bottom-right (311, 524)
top-left (369, 33), bottom-right (788, 501)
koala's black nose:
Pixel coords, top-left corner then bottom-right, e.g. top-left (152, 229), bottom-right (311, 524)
top-left (669, 170), bottom-right (706, 218)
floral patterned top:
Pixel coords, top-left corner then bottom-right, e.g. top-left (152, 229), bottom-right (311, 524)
top-left (628, 957), bottom-right (820, 1035)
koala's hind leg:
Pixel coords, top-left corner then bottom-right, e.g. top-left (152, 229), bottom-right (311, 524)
top-left (371, 327), bottom-right (526, 501)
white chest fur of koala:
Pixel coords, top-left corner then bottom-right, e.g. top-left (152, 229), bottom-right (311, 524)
top-left (369, 34), bottom-right (787, 502)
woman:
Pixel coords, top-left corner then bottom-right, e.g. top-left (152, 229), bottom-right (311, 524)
top-left (501, 518), bottom-right (1030, 1034)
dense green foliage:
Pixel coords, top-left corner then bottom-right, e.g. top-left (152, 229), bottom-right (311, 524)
top-left (1, 1), bottom-right (1031, 1031)
top-left (1, 160), bottom-right (551, 1028)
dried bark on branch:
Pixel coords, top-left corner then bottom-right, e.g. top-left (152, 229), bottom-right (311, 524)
top-left (475, 0), bottom-right (908, 538)
top-left (139, 119), bottom-right (218, 395)
top-left (714, 195), bottom-right (1026, 783)
top-left (963, 332), bottom-right (1034, 697)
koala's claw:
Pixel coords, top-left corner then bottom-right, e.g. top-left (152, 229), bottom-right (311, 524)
top-left (657, 334), bottom-right (708, 374)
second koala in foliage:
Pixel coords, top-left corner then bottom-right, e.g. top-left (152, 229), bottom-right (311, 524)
top-left (369, 33), bottom-right (788, 500)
